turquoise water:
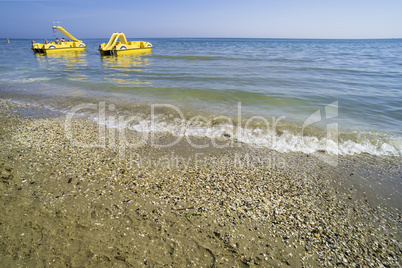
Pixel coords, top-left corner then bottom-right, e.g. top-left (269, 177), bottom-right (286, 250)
top-left (0, 38), bottom-right (401, 156)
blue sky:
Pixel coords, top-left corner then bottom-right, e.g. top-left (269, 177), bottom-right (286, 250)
top-left (1, 0), bottom-right (401, 39)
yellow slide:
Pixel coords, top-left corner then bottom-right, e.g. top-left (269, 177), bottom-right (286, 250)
top-left (53, 26), bottom-right (81, 42)
top-left (99, 32), bottom-right (152, 56)
top-left (101, 33), bottom-right (128, 51)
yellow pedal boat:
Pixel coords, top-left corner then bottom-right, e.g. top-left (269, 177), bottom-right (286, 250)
top-left (99, 32), bottom-right (152, 56)
top-left (32, 26), bottom-right (86, 53)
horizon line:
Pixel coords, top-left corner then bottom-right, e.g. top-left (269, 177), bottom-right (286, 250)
top-left (2, 37), bottom-right (402, 40)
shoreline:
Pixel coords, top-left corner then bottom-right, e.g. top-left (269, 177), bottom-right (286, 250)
top-left (1, 86), bottom-right (401, 159)
top-left (0, 99), bottom-right (400, 266)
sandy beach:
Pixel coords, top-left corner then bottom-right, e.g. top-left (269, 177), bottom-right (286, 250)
top-left (0, 99), bottom-right (400, 267)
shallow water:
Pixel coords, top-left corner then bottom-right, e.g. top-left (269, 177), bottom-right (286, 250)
top-left (0, 38), bottom-right (401, 156)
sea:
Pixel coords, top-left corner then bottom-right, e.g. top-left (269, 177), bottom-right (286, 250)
top-left (0, 38), bottom-right (401, 157)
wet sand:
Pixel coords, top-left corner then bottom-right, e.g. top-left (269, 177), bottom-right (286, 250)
top-left (0, 100), bottom-right (400, 267)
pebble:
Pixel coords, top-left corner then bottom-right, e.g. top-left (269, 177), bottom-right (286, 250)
top-left (1, 99), bottom-right (400, 267)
